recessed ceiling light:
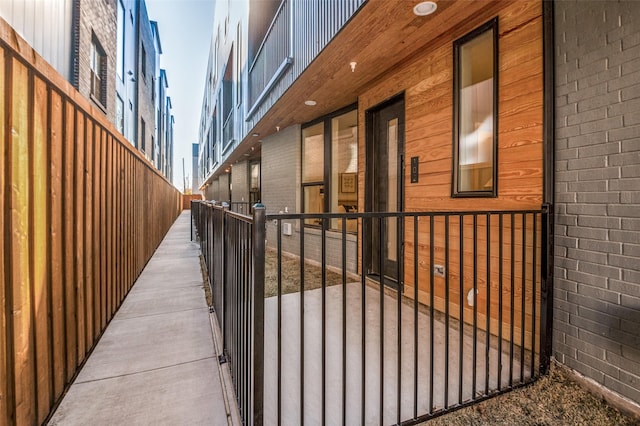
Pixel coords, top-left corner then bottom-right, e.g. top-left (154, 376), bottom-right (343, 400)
top-left (252, 132), bottom-right (260, 137)
top-left (304, 100), bottom-right (317, 106)
top-left (413, 1), bottom-right (437, 16)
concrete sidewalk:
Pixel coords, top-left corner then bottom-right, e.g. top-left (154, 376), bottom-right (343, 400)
top-left (49, 211), bottom-right (238, 426)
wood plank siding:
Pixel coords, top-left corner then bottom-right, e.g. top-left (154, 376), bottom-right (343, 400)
top-left (0, 18), bottom-right (182, 426)
top-left (356, 1), bottom-right (544, 345)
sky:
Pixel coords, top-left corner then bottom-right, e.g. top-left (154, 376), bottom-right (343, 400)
top-left (145, 0), bottom-right (215, 191)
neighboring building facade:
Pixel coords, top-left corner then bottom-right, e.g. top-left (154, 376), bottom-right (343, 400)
top-left (1, 0), bottom-right (174, 181)
top-left (0, 0), bottom-right (74, 80)
top-left (197, 0), bottom-right (639, 415)
top-left (72, 0), bottom-right (118, 124)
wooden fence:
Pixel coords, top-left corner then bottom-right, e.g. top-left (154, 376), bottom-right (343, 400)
top-left (0, 19), bottom-right (182, 425)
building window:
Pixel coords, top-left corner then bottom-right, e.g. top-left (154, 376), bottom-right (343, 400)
top-left (117, 0), bottom-right (124, 80)
top-left (222, 48), bottom-right (234, 149)
top-left (140, 118), bottom-right (146, 152)
top-left (453, 18), bottom-right (498, 197)
top-left (302, 106), bottom-right (358, 231)
top-left (302, 122), bottom-right (324, 225)
top-left (116, 94), bottom-right (124, 134)
top-left (90, 35), bottom-right (107, 108)
top-left (236, 23), bottom-right (242, 106)
top-left (141, 44), bottom-right (147, 78)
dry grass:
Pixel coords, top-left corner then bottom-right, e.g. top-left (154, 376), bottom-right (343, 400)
top-left (427, 364), bottom-right (639, 425)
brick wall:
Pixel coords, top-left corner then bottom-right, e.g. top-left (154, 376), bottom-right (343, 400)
top-left (218, 173), bottom-right (231, 203)
top-left (75, 0), bottom-right (117, 124)
top-left (554, 0), bottom-right (640, 405)
top-left (231, 160), bottom-right (250, 203)
top-left (262, 125), bottom-right (301, 254)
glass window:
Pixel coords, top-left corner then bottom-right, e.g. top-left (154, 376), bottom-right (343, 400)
top-left (302, 122), bottom-right (324, 225)
top-left (302, 107), bottom-right (358, 231)
top-left (331, 109), bottom-right (358, 231)
top-left (116, 0), bottom-right (124, 80)
top-left (116, 94), bottom-right (124, 134)
top-left (453, 18), bottom-right (497, 196)
top-left (90, 35), bottom-right (107, 107)
top-left (141, 44), bottom-right (147, 77)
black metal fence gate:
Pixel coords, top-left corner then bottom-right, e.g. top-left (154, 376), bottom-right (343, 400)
top-left (191, 201), bottom-right (551, 426)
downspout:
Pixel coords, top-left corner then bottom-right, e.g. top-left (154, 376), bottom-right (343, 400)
top-left (540, 0), bottom-right (556, 375)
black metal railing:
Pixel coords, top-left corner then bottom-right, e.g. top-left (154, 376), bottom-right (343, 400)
top-left (192, 203), bottom-right (551, 425)
top-left (192, 200), bottom-right (265, 425)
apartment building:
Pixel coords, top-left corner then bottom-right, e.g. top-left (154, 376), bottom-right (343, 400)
top-left (1, 0), bottom-right (174, 180)
top-left (197, 0), bottom-right (639, 415)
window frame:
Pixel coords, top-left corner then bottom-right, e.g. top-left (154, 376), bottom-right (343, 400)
top-left (451, 17), bottom-right (499, 198)
top-left (90, 34), bottom-right (107, 109)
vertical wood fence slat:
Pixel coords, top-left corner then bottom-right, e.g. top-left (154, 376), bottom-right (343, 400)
top-left (33, 75), bottom-right (52, 425)
top-left (10, 56), bottom-right (36, 426)
top-left (50, 88), bottom-right (66, 399)
top-left (0, 43), bottom-right (8, 426)
top-left (63, 99), bottom-right (77, 383)
top-left (75, 109), bottom-right (87, 362)
top-left (1, 21), bottom-right (183, 424)
top-left (84, 115), bottom-right (94, 354)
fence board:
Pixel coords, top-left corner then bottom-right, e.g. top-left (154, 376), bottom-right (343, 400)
top-left (33, 74), bottom-right (52, 425)
top-left (49, 88), bottom-right (66, 398)
top-left (0, 43), bottom-right (8, 425)
top-left (75, 109), bottom-right (87, 361)
top-left (10, 56), bottom-right (37, 426)
top-left (63, 99), bottom-right (77, 382)
top-left (84, 115), bottom-right (94, 354)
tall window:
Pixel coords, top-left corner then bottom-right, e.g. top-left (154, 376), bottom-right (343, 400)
top-left (453, 18), bottom-right (498, 197)
top-left (116, 0), bottom-right (124, 80)
top-left (90, 35), bottom-right (107, 108)
top-left (116, 94), bottom-right (124, 134)
top-left (222, 49), bottom-right (234, 149)
top-left (140, 118), bottom-right (146, 153)
top-left (302, 122), bottom-right (324, 225)
top-left (141, 44), bottom-right (147, 78)
top-left (302, 106), bottom-right (358, 231)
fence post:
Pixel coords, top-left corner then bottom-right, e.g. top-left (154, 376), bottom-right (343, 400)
top-left (252, 203), bottom-right (266, 426)
top-left (539, 203), bottom-right (554, 374)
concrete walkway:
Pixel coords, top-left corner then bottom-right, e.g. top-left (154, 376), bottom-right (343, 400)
top-left (49, 211), bottom-right (238, 426)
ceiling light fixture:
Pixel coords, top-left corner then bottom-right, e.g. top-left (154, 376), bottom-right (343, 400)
top-left (413, 1), bottom-right (437, 16)
top-left (350, 61), bottom-right (357, 72)
top-left (304, 100), bottom-right (317, 106)
top-left (252, 132), bottom-right (260, 137)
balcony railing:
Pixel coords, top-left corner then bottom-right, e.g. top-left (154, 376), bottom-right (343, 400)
top-left (247, 0), bottom-right (292, 117)
top-left (192, 202), bottom-right (552, 425)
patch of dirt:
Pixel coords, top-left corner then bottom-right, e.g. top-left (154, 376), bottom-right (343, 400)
top-left (426, 363), bottom-right (638, 425)
top-left (265, 249), bottom-right (345, 298)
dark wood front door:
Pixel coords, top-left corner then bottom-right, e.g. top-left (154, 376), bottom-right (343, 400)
top-left (366, 95), bottom-right (405, 285)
